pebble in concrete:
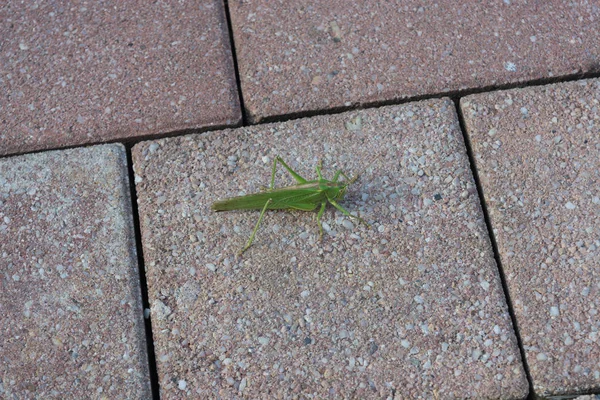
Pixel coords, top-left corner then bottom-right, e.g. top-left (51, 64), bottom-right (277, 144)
top-left (0, 145), bottom-right (150, 398)
top-left (0, 1), bottom-right (240, 156)
top-left (461, 78), bottom-right (600, 398)
top-left (229, 0), bottom-right (600, 122)
top-left (133, 99), bottom-right (528, 398)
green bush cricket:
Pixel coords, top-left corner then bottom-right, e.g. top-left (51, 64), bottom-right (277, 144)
top-left (212, 156), bottom-right (368, 255)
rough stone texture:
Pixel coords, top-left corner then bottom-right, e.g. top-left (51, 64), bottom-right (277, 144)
top-left (0, 145), bottom-right (150, 398)
top-left (0, 0), bottom-right (240, 157)
top-left (461, 79), bottom-right (600, 398)
top-left (133, 99), bottom-right (527, 399)
top-left (229, 0), bottom-right (600, 123)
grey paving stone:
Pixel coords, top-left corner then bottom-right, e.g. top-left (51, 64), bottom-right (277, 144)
top-left (461, 79), bottom-right (600, 398)
top-left (0, 1), bottom-right (240, 156)
top-left (133, 99), bottom-right (527, 399)
top-left (229, 0), bottom-right (600, 123)
top-left (0, 145), bottom-right (150, 398)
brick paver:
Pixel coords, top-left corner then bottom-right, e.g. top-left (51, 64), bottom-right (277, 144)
top-left (0, 145), bottom-right (150, 398)
top-left (461, 78), bottom-right (600, 397)
top-left (132, 99), bottom-right (528, 399)
top-left (0, 1), bottom-right (240, 157)
top-left (229, 0), bottom-right (600, 123)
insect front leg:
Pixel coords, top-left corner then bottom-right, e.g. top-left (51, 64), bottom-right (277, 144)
top-left (327, 197), bottom-right (369, 227)
top-left (271, 156), bottom-right (308, 189)
top-left (331, 169), bottom-right (357, 184)
top-left (240, 198), bottom-right (272, 255)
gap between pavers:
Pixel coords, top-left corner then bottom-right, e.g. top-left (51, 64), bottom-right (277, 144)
top-left (0, 144), bottom-right (151, 398)
top-left (461, 78), bottom-right (600, 398)
top-left (133, 98), bottom-right (528, 399)
top-left (229, 0), bottom-right (600, 123)
top-left (0, 1), bottom-right (240, 157)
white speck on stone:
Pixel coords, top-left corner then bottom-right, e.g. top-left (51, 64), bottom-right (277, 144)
top-left (12, 274), bottom-right (20, 281)
top-left (413, 295), bottom-right (424, 304)
top-left (239, 377), bottom-right (247, 392)
top-left (565, 202), bottom-right (576, 210)
top-left (148, 143), bottom-right (159, 153)
top-left (479, 280), bottom-right (490, 291)
top-left (301, 290), bottom-right (310, 298)
top-left (493, 325), bottom-right (501, 334)
top-left (504, 62), bottom-right (516, 72)
top-left (206, 263), bottom-right (216, 272)
top-left (262, 156), bottom-right (269, 164)
top-left (550, 306), bottom-right (560, 317)
top-left (488, 128), bottom-right (497, 136)
top-left (535, 135), bottom-right (542, 142)
top-left (134, 175), bottom-right (143, 184)
top-left (520, 107), bottom-right (528, 116)
top-left (178, 380), bottom-right (187, 390)
top-left (342, 220), bottom-right (354, 230)
top-left (19, 43), bottom-right (29, 50)
top-left (401, 339), bottom-right (410, 348)
top-left (530, 35), bottom-right (537, 42)
top-left (423, 198), bottom-right (433, 207)
top-left (258, 337), bottom-right (270, 346)
top-left (536, 353), bottom-right (548, 361)
top-left (565, 336), bottom-right (574, 345)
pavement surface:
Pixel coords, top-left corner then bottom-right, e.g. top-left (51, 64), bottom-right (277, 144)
top-left (1, 1), bottom-right (599, 399)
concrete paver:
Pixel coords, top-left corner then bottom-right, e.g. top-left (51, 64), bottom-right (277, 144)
top-left (0, 144), bottom-right (150, 398)
top-left (229, 0), bottom-right (600, 123)
top-left (0, 0), bottom-right (240, 157)
top-left (461, 79), bottom-right (600, 398)
top-left (133, 99), bottom-right (527, 399)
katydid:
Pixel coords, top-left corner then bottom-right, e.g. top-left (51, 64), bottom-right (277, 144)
top-left (212, 156), bottom-right (368, 255)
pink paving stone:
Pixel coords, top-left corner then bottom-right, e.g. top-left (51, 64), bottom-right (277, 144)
top-left (0, 145), bottom-right (150, 398)
top-left (132, 99), bottom-right (528, 399)
top-left (461, 79), bottom-right (600, 397)
top-left (0, 1), bottom-right (240, 157)
top-left (229, 0), bottom-right (600, 123)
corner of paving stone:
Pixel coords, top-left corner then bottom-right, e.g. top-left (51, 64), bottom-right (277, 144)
top-left (459, 78), bottom-right (600, 398)
top-left (0, 143), bottom-right (151, 399)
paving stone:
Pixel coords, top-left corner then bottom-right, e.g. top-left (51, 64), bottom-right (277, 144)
top-left (0, 1), bottom-right (240, 157)
top-left (461, 79), bottom-right (600, 398)
top-left (229, 0), bottom-right (600, 123)
top-left (133, 99), bottom-right (528, 399)
top-left (0, 145), bottom-right (150, 398)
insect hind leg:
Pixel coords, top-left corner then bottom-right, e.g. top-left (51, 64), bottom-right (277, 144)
top-left (271, 156), bottom-right (308, 189)
top-left (240, 198), bottom-right (272, 255)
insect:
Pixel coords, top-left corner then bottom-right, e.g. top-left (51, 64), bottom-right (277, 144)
top-left (212, 156), bottom-right (368, 255)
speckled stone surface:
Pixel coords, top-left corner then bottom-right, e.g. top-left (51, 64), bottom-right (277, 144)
top-left (574, 395), bottom-right (600, 400)
top-left (0, 145), bottom-right (150, 398)
top-left (461, 79), bottom-right (600, 398)
top-left (133, 99), bottom-right (528, 399)
top-left (229, 0), bottom-right (600, 122)
top-left (0, 1), bottom-right (240, 156)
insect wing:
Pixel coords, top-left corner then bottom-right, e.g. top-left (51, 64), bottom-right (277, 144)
top-left (212, 183), bottom-right (326, 211)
